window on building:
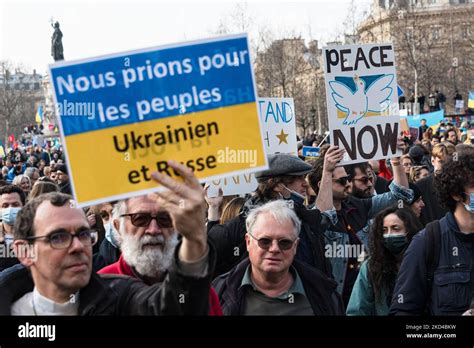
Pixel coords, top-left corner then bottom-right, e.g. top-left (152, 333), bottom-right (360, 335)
top-left (462, 26), bottom-right (470, 39)
top-left (432, 27), bottom-right (440, 40)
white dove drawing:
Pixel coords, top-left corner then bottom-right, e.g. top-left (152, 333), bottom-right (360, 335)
top-left (329, 74), bottom-right (394, 126)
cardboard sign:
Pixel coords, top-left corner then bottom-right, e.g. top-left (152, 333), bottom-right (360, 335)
top-left (206, 98), bottom-right (297, 196)
top-left (49, 34), bottom-right (267, 207)
top-left (302, 146), bottom-right (320, 158)
top-left (323, 43), bottom-right (401, 164)
top-left (258, 98), bottom-right (297, 155)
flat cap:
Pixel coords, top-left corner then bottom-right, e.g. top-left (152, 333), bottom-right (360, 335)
top-left (255, 154), bottom-right (313, 182)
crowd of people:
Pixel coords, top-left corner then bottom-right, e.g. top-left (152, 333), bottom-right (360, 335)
top-left (0, 117), bottom-right (472, 317)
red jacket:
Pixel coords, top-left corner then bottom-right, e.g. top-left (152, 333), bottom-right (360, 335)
top-left (378, 159), bottom-right (393, 181)
top-left (98, 255), bottom-right (223, 316)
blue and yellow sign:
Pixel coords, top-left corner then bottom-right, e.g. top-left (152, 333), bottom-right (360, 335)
top-left (49, 35), bottom-right (267, 207)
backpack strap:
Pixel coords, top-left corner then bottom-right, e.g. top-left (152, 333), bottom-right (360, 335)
top-left (424, 220), bottom-right (441, 314)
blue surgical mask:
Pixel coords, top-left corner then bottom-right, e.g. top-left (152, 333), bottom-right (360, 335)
top-left (462, 192), bottom-right (474, 214)
top-left (104, 222), bottom-right (120, 248)
top-left (1, 207), bottom-right (21, 226)
top-left (383, 234), bottom-right (408, 255)
top-left (282, 185), bottom-right (305, 207)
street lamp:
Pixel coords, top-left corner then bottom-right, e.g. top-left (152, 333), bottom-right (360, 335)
top-left (310, 107), bottom-right (316, 135)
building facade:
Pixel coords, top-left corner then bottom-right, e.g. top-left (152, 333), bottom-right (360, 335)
top-left (358, 0), bottom-right (474, 114)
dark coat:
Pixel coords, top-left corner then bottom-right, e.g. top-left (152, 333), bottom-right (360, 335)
top-left (390, 213), bottom-right (474, 316)
top-left (212, 258), bottom-right (344, 315)
top-left (416, 175), bottom-right (447, 226)
top-left (0, 243), bottom-right (216, 316)
top-left (207, 196), bottom-right (333, 279)
top-left (92, 238), bottom-right (121, 272)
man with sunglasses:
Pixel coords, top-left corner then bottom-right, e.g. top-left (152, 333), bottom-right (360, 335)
top-left (0, 161), bottom-right (215, 315)
top-left (208, 149), bottom-right (344, 279)
top-left (98, 194), bottom-right (222, 315)
top-left (344, 162), bottom-right (377, 199)
top-left (308, 145), bottom-right (413, 308)
top-left (213, 200), bottom-right (344, 315)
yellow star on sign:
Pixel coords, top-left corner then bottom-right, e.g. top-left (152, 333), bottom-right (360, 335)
top-left (276, 128), bottom-right (289, 145)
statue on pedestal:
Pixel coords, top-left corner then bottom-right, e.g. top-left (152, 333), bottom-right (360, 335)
top-left (51, 21), bottom-right (64, 61)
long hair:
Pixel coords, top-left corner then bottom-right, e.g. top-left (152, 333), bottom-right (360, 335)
top-left (220, 197), bottom-right (245, 224)
top-left (368, 206), bottom-right (423, 303)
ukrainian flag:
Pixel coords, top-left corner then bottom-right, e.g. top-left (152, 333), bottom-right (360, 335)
top-left (469, 91), bottom-right (474, 109)
top-left (35, 104), bottom-right (43, 124)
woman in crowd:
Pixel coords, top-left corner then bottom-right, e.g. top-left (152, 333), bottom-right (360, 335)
top-left (346, 206), bottom-right (423, 315)
top-left (409, 165), bottom-right (430, 183)
top-left (12, 174), bottom-right (31, 195)
top-left (28, 180), bottom-right (60, 201)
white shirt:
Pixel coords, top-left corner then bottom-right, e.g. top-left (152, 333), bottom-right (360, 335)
top-left (11, 287), bottom-right (79, 315)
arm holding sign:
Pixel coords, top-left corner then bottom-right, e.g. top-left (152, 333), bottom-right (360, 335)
top-left (204, 185), bottom-right (223, 223)
top-left (152, 161), bottom-right (209, 263)
top-left (366, 139), bottom-right (413, 218)
top-left (316, 146), bottom-right (345, 212)
top-left (390, 139), bottom-right (409, 189)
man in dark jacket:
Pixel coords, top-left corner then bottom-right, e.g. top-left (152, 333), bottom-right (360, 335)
top-left (55, 164), bottom-right (72, 195)
top-left (213, 200), bottom-right (343, 315)
top-left (417, 142), bottom-right (456, 226)
top-left (208, 148), bottom-right (345, 279)
top-left (1, 161), bottom-right (214, 315)
top-left (390, 151), bottom-right (474, 315)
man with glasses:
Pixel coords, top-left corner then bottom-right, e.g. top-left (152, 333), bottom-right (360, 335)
top-left (97, 194), bottom-right (222, 315)
top-left (344, 162), bottom-right (376, 199)
top-left (0, 161), bottom-right (215, 315)
top-left (213, 200), bottom-right (344, 315)
top-left (307, 147), bottom-right (412, 308)
top-left (208, 148), bottom-right (344, 279)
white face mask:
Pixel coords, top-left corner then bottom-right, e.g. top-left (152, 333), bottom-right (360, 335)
top-left (281, 184), bottom-right (305, 206)
top-left (104, 222), bottom-right (120, 248)
top-left (1, 207), bottom-right (21, 226)
top-left (461, 192), bottom-right (474, 214)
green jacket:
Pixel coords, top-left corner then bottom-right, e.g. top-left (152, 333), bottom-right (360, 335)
top-left (346, 260), bottom-right (391, 316)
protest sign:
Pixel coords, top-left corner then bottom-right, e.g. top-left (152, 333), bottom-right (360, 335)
top-left (302, 146), bottom-right (320, 159)
top-left (323, 43), bottom-right (401, 165)
top-left (206, 98), bottom-right (297, 196)
top-left (49, 34), bottom-right (267, 207)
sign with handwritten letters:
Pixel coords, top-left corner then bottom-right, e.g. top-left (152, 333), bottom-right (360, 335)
top-left (207, 98), bottom-right (297, 196)
top-left (323, 43), bottom-right (401, 165)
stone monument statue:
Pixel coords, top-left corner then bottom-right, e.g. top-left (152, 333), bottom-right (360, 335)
top-left (51, 21), bottom-right (64, 61)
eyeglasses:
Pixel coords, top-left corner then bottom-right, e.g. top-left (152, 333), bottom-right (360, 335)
top-left (25, 229), bottom-right (98, 249)
top-left (333, 175), bottom-right (352, 186)
top-left (120, 212), bottom-right (173, 228)
top-left (353, 176), bottom-right (373, 184)
top-left (248, 233), bottom-right (296, 251)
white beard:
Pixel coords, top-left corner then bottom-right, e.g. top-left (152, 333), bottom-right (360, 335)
top-left (120, 230), bottom-right (179, 280)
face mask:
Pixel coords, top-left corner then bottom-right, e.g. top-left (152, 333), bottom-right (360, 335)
top-left (1, 207), bottom-right (21, 226)
top-left (4, 234), bottom-right (13, 246)
top-left (104, 222), bottom-right (120, 248)
top-left (383, 235), bottom-right (408, 255)
top-left (282, 184), bottom-right (305, 207)
top-left (462, 192), bottom-right (474, 214)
